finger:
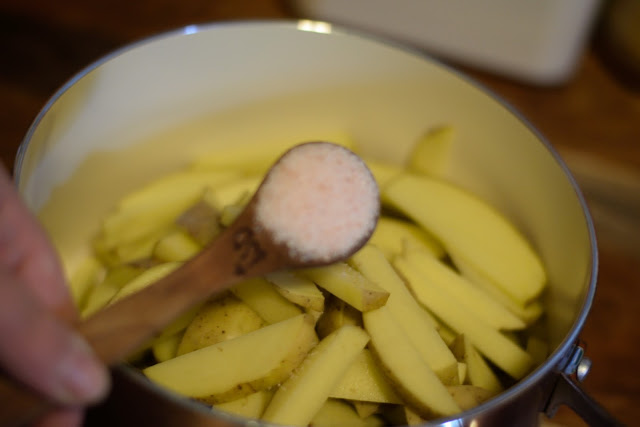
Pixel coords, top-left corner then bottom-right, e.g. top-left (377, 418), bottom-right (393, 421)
top-left (0, 163), bottom-right (74, 322)
top-left (0, 270), bottom-right (109, 405)
top-left (33, 407), bottom-right (84, 427)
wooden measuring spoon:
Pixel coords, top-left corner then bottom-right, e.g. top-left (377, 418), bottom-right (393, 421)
top-left (0, 141), bottom-right (380, 426)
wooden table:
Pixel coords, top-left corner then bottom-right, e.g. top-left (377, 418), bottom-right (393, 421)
top-left (2, 1), bottom-right (639, 425)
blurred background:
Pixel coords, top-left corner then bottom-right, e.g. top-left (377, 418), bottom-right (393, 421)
top-left (1, 0), bottom-right (638, 425)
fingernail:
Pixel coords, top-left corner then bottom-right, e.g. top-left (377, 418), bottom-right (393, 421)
top-left (56, 335), bottom-right (110, 404)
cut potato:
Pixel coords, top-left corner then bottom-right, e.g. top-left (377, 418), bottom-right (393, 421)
top-left (143, 314), bottom-right (318, 404)
top-left (310, 399), bottom-right (384, 427)
top-left (212, 389), bottom-right (273, 420)
top-left (110, 262), bottom-right (181, 304)
top-left (190, 133), bottom-right (356, 175)
top-left (393, 258), bottom-right (533, 380)
top-left (80, 134), bottom-right (553, 426)
top-left (446, 385), bottom-right (495, 411)
top-left (81, 265), bottom-right (143, 317)
top-left (368, 216), bottom-right (444, 260)
top-left (156, 302), bottom-right (205, 340)
top-left (116, 170), bottom-right (239, 213)
top-left (451, 334), bottom-right (503, 394)
top-left (152, 331), bottom-right (182, 363)
top-left (206, 176), bottom-right (261, 211)
top-left (231, 277), bottom-right (302, 324)
top-left (95, 227), bottom-right (171, 266)
top-left (68, 256), bottom-right (104, 310)
top-left (302, 263), bottom-right (389, 312)
top-left (350, 246), bottom-right (458, 384)
top-left (403, 406), bottom-right (425, 426)
top-left (363, 158), bottom-right (404, 190)
top-left (262, 325), bottom-right (370, 426)
top-left (98, 170), bottom-right (238, 249)
top-left (266, 271), bottom-right (325, 312)
top-left (526, 335), bottom-right (549, 366)
top-left (363, 306), bottom-right (461, 418)
top-left (401, 249), bottom-right (526, 330)
top-left (177, 293), bottom-right (266, 356)
top-left (457, 362), bottom-right (467, 385)
top-left (352, 401), bottom-right (380, 418)
top-left (175, 195), bottom-right (221, 246)
top-left (383, 172), bottom-right (546, 306)
top-left (329, 349), bottom-right (401, 404)
top-left (316, 293), bottom-right (362, 339)
top-left (406, 125), bottom-right (454, 177)
top-left (219, 200), bottom-right (248, 227)
top-left (153, 229), bottom-right (201, 262)
top-left (451, 251), bottom-right (544, 325)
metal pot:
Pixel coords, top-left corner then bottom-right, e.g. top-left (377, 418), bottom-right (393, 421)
top-left (14, 21), bottom-right (622, 427)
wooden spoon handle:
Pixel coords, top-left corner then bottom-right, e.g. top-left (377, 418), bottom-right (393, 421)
top-left (80, 209), bottom-right (284, 363)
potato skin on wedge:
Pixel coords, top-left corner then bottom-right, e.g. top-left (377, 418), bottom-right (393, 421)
top-left (143, 314), bottom-right (318, 404)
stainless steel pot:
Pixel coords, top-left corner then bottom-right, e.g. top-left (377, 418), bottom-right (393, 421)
top-left (14, 21), bottom-right (623, 427)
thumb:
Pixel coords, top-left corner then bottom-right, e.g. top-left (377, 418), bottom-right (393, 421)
top-left (0, 271), bottom-right (109, 405)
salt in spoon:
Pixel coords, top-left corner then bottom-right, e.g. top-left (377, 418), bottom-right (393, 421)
top-left (0, 141), bottom-right (380, 426)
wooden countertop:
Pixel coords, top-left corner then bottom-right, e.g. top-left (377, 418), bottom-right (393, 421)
top-left (1, 1), bottom-right (638, 425)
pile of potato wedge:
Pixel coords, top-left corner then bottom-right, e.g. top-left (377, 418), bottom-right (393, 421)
top-left (69, 126), bottom-right (550, 426)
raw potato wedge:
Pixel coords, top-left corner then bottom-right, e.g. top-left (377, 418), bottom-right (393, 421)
top-left (457, 362), bottom-right (468, 385)
top-left (451, 335), bottom-right (503, 394)
top-left (175, 195), bottom-right (222, 246)
top-left (349, 246), bottom-right (458, 385)
top-left (266, 271), bottom-right (325, 312)
top-left (205, 176), bottom-right (261, 211)
top-left (394, 258), bottom-right (533, 380)
top-left (353, 401), bottom-right (380, 418)
top-left (262, 325), bottom-right (370, 426)
top-left (368, 216), bottom-right (445, 260)
top-left (362, 306), bottom-right (461, 419)
top-left (68, 256), bottom-right (104, 310)
top-left (526, 335), bottom-right (549, 366)
top-left (177, 293), bottom-right (266, 356)
top-left (97, 170), bottom-right (239, 249)
top-left (81, 265), bottom-right (143, 317)
top-left (310, 399), bottom-right (384, 427)
top-left (404, 406), bottom-right (425, 426)
top-left (329, 349), bottom-right (401, 404)
top-left (143, 314), bottom-right (318, 404)
top-left (302, 263), bottom-right (389, 312)
top-left (401, 249), bottom-right (526, 330)
top-left (446, 385), bottom-right (495, 411)
top-left (212, 389), bottom-right (273, 420)
top-left (110, 262), bottom-right (181, 304)
top-left (316, 293), bottom-right (362, 339)
top-left (152, 331), bottom-right (182, 363)
top-left (218, 194), bottom-right (250, 227)
top-left (383, 172), bottom-right (547, 306)
top-left (451, 251), bottom-right (544, 325)
top-left (153, 229), bottom-right (201, 262)
top-left (95, 226), bottom-right (171, 266)
top-left (406, 125), bottom-right (454, 177)
top-left (156, 302), bottom-right (205, 340)
top-left (231, 277), bottom-right (302, 324)
top-left (190, 133), bottom-right (356, 175)
top-left (363, 158), bottom-right (404, 189)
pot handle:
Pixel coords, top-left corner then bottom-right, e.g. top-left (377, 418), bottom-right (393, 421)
top-left (545, 372), bottom-right (625, 426)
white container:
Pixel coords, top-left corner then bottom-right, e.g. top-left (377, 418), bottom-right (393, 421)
top-left (292, 0), bottom-right (602, 85)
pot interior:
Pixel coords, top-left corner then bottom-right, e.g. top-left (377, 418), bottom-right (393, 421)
top-left (16, 20), bottom-right (596, 420)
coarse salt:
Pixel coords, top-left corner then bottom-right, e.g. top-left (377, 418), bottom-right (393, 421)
top-left (254, 142), bottom-right (379, 262)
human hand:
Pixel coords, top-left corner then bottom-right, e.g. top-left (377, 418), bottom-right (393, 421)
top-left (0, 164), bottom-right (109, 426)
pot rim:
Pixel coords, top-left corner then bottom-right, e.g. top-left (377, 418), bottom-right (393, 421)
top-left (14, 19), bottom-right (599, 425)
